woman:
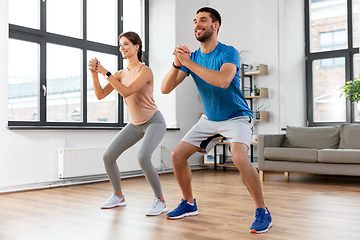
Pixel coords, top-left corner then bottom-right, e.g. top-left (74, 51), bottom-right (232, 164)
top-left (88, 31), bottom-right (167, 216)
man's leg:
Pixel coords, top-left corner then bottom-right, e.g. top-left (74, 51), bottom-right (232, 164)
top-left (230, 142), bottom-right (265, 208)
top-left (171, 141), bottom-right (200, 203)
top-left (166, 141), bottom-right (200, 219)
top-left (231, 142), bottom-right (272, 233)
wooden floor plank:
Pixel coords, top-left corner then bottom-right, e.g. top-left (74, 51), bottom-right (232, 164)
top-left (0, 170), bottom-right (360, 240)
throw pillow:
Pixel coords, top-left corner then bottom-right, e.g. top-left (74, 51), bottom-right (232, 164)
top-left (282, 125), bottom-right (340, 149)
top-left (339, 124), bottom-right (360, 149)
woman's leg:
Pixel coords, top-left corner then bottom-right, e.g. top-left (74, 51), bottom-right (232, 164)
top-left (137, 113), bottom-right (166, 198)
top-left (103, 123), bottom-right (143, 194)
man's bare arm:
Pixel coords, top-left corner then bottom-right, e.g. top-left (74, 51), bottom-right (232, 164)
top-left (161, 67), bottom-right (188, 94)
top-left (176, 50), bottom-right (236, 89)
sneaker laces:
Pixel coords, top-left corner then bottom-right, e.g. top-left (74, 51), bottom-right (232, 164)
top-left (173, 199), bottom-right (187, 210)
top-left (150, 198), bottom-right (161, 208)
top-left (108, 194), bottom-right (122, 202)
top-left (254, 208), bottom-right (266, 224)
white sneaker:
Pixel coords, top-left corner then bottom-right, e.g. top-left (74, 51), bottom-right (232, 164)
top-left (101, 194), bottom-right (126, 209)
top-left (146, 198), bottom-right (168, 216)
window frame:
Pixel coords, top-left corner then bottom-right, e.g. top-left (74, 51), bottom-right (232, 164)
top-left (305, 0), bottom-right (359, 126)
top-left (8, 0), bottom-right (149, 130)
top-left (319, 30), bottom-right (347, 68)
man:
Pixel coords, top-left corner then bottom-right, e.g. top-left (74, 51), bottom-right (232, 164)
top-left (161, 7), bottom-right (272, 234)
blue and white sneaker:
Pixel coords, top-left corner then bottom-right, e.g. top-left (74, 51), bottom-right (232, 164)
top-left (249, 207), bottom-right (272, 233)
top-left (166, 199), bottom-right (198, 219)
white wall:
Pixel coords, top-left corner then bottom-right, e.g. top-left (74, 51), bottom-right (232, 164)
top-left (279, 0), bottom-right (306, 128)
top-left (210, 0), bottom-right (306, 134)
top-left (0, 0), bottom-right (306, 191)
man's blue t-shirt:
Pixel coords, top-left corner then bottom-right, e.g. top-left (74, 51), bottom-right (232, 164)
top-left (181, 42), bottom-right (253, 121)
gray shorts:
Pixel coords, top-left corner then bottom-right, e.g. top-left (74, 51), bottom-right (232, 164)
top-left (181, 115), bottom-right (254, 153)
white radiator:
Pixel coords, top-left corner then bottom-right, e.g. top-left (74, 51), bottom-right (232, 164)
top-left (58, 147), bottom-right (162, 179)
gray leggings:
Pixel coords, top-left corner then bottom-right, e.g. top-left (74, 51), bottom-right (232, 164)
top-left (103, 111), bottom-right (166, 197)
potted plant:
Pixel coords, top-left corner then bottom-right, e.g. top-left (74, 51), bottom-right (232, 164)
top-left (340, 78), bottom-right (360, 114)
top-left (253, 85), bottom-right (259, 96)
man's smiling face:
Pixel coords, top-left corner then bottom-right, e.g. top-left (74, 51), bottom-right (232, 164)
top-left (193, 12), bottom-right (216, 42)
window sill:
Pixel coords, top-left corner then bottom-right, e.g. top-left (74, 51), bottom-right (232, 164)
top-left (6, 125), bottom-right (181, 131)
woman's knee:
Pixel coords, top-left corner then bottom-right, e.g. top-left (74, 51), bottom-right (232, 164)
top-left (137, 153), bottom-right (151, 168)
top-left (103, 151), bottom-right (116, 167)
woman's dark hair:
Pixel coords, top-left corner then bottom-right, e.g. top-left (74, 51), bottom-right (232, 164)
top-left (119, 31), bottom-right (143, 62)
top-left (196, 7), bottom-right (221, 33)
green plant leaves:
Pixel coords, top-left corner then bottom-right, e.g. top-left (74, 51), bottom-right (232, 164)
top-left (340, 78), bottom-right (360, 103)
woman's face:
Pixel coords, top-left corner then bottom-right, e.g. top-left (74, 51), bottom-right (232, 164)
top-left (119, 37), bottom-right (138, 59)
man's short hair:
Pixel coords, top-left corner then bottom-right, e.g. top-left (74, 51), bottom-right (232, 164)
top-left (196, 7), bottom-right (221, 30)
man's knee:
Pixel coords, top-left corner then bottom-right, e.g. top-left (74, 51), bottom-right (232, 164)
top-left (172, 142), bottom-right (199, 166)
top-left (171, 148), bottom-right (183, 165)
top-left (232, 153), bottom-right (249, 167)
top-left (172, 144), bottom-right (189, 164)
top-left (231, 143), bottom-right (250, 166)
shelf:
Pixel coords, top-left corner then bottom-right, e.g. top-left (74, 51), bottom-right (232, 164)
top-left (244, 64), bottom-right (268, 76)
top-left (213, 141), bottom-right (258, 145)
top-left (201, 160), bottom-right (258, 169)
top-left (201, 163), bottom-right (237, 168)
top-left (245, 87), bottom-right (268, 99)
top-left (201, 140), bottom-right (257, 168)
top-left (254, 111), bottom-right (269, 121)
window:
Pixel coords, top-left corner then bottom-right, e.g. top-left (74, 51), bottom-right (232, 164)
top-left (8, 0), bottom-right (148, 129)
top-left (8, 39), bottom-right (40, 121)
top-left (312, 58), bottom-right (346, 122)
top-left (319, 30), bottom-right (347, 52)
top-left (319, 30), bottom-right (346, 67)
top-left (306, 0), bottom-right (360, 125)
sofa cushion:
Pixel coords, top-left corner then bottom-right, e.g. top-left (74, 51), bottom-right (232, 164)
top-left (264, 147), bottom-right (318, 163)
top-left (339, 124), bottom-right (360, 149)
top-left (318, 149), bottom-right (360, 164)
top-left (282, 126), bottom-right (340, 149)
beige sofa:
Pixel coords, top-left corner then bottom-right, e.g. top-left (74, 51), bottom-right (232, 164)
top-left (257, 124), bottom-right (360, 181)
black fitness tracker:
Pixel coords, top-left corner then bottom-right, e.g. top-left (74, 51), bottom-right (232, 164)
top-left (172, 62), bottom-right (181, 69)
top-left (105, 71), bottom-right (112, 78)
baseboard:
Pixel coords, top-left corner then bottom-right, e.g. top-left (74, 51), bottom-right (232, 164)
top-left (0, 165), bottom-right (206, 194)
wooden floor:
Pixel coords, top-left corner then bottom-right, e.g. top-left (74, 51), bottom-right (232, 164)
top-left (1, 170), bottom-right (360, 240)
